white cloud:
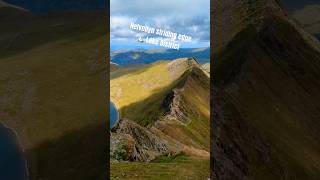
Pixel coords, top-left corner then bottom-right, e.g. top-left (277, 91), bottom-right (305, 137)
top-left (110, 16), bottom-right (132, 29)
top-left (110, 0), bottom-right (210, 48)
top-left (111, 0), bottom-right (209, 18)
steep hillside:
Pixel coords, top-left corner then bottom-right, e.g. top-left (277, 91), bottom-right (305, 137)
top-left (110, 59), bottom-right (210, 179)
top-left (213, 0), bottom-right (320, 179)
top-left (0, 12), bottom-right (107, 180)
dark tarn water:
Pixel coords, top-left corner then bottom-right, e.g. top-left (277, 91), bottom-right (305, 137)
top-left (110, 102), bottom-right (119, 128)
top-left (0, 125), bottom-right (27, 180)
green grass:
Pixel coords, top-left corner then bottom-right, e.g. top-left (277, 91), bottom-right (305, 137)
top-left (110, 61), bottom-right (185, 109)
top-left (0, 12), bottom-right (107, 180)
top-left (111, 59), bottom-right (196, 126)
top-left (111, 155), bottom-right (210, 180)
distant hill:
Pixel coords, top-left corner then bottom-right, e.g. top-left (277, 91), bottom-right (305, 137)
top-left (3, 0), bottom-right (106, 13)
top-left (293, 5), bottom-right (320, 34)
top-left (111, 48), bottom-right (210, 65)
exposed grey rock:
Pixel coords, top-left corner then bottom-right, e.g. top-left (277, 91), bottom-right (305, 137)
top-left (162, 89), bottom-right (194, 124)
top-left (110, 119), bottom-right (170, 162)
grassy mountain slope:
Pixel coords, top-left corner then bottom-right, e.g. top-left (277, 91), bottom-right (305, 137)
top-left (213, 0), bottom-right (320, 179)
top-left (111, 154), bottom-right (209, 180)
top-left (110, 58), bottom-right (197, 126)
top-left (110, 59), bottom-right (210, 179)
top-left (0, 12), bottom-right (107, 180)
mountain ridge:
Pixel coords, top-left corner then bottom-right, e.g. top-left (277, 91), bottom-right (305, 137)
top-left (110, 58), bottom-right (210, 178)
top-left (213, 0), bottom-right (320, 179)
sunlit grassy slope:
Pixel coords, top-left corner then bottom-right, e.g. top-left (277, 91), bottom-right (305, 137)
top-left (111, 59), bottom-right (193, 109)
top-left (0, 12), bottom-right (107, 180)
top-left (110, 59), bottom-right (196, 127)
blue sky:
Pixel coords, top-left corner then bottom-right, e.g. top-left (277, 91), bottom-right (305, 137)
top-left (281, 0), bottom-right (320, 10)
top-left (110, 0), bottom-right (210, 50)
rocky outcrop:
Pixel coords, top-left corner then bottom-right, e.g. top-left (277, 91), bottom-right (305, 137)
top-left (110, 119), bottom-right (172, 162)
top-left (162, 66), bottom-right (209, 125)
top-left (162, 89), bottom-right (193, 124)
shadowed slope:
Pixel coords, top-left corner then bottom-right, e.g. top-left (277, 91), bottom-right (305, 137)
top-left (212, 0), bottom-right (320, 179)
top-left (0, 12), bottom-right (107, 179)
